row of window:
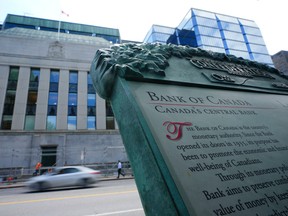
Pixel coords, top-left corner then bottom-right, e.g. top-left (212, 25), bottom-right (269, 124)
top-left (1, 67), bottom-right (115, 130)
top-left (146, 8), bottom-right (268, 63)
top-left (5, 22), bottom-right (120, 44)
top-left (147, 24), bottom-right (271, 66)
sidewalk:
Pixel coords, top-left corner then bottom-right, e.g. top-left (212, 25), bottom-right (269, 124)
top-left (0, 175), bottom-right (134, 189)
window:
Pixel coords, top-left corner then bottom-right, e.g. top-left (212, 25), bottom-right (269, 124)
top-left (26, 92), bottom-right (37, 115)
top-left (68, 93), bottom-right (77, 116)
top-left (3, 92), bottom-right (16, 115)
top-left (47, 70), bottom-right (59, 130)
top-left (87, 116), bottom-right (96, 130)
top-left (48, 92), bottom-right (58, 116)
top-left (87, 94), bottom-right (96, 116)
top-left (1, 67), bottom-right (19, 130)
top-left (69, 71), bottom-right (78, 93)
top-left (68, 116), bottom-right (77, 130)
top-left (68, 93), bottom-right (77, 105)
top-left (24, 68), bottom-right (40, 130)
top-left (1, 116), bottom-right (12, 130)
top-left (106, 100), bottom-right (115, 129)
top-left (41, 146), bottom-right (57, 167)
top-left (48, 106), bottom-right (57, 116)
top-left (48, 92), bottom-right (58, 105)
top-left (87, 95), bottom-right (96, 129)
top-left (106, 117), bottom-right (115, 129)
top-left (68, 105), bottom-right (77, 116)
top-left (87, 94), bottom-right (96, 106)
top-left (50, 71), bottom-right (59, 82)
top-left (69, 71), bottom-right (78, 83)
top-left (59, 168), bottom-right (79, 174)
top-left (68, 71), bottom-right (78, 130)
top-left (7, 67), bottom-right (19, 90)
top-left (24, 116), bottom-right (35, 130)
top-left (87, 73), bottom-right (95, 94)
top-left (46, 116), bottom-right (56, 130)
top-left (197, 26), bottom-right (221, 37)
top-left (49, 70), bottom-right (59, 92)
top-left (29, 68), bottom-right (40, 91)
top-left (87, 106), bottom-right (96, 116)
top-left (87, 73), bottom-right (96, 129)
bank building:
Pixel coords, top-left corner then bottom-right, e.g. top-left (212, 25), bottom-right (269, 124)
top-left (0, 8), bottom-right (274, 175)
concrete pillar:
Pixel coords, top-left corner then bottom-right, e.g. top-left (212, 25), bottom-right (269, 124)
top-left (12, 66), bottom-right (30, 130)
top-left (96, 94), bottom-right (106, 129)
top-left (57, 69), bottom-right (69, 129)
top-left (0, 65), bottom-right (9, 125)
top-left (77, 70), bottom-right (87, 129)
top-left (35, 68), bottom-right (50, 130)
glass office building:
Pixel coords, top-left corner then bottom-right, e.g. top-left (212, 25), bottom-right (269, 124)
top-left (144, 8), bottom-right (273, 67)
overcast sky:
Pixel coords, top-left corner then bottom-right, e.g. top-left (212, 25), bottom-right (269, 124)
top-left (0, 0), bottom-right (287, 55)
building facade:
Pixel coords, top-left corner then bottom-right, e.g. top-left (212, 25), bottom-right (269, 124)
top-left (143, 8), bottom-right (274, 67)
top-left (272, 51), bottom-right (288, 76)
top-left (0, 16), bottom-right (127, 173)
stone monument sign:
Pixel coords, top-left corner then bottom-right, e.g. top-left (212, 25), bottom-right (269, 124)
top-left (90, 43), bottom-right (288, 216)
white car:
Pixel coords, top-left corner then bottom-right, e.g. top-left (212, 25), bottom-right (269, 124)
top-left (26, 166), bottom-right (101, 191)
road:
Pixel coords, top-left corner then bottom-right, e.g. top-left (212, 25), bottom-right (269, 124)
top-left (0, 179), bottom-right (145, 216)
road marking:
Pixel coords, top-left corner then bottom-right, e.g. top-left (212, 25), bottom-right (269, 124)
top-left (85, 208), bottom-right (144, 216)
top-left (0, 190), bottom-right (137, 206)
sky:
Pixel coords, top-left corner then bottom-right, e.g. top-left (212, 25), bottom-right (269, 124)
top-left (0, 0), bottom-right (287, 55)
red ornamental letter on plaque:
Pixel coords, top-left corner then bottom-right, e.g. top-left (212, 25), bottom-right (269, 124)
top-left (163, 121), bottom-right (192, 141)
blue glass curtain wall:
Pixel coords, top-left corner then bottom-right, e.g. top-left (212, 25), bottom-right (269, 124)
top-left (143, 8), bottom-right (273, 66)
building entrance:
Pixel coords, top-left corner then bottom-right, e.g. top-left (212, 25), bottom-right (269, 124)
top-left (41, 146), bottom-right (57, 172)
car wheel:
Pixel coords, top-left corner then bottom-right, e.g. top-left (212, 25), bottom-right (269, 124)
top-left (37, 182), bottom-right (49, 191)
top-left (79, 178), bottom-right (89, 188)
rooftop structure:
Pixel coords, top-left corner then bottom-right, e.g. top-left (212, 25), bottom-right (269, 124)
top-left (2, 14), bottom-right (121, 44)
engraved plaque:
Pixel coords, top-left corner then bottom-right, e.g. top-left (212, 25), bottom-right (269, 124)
top-left (90, 43), bottom-right (288, 215)
top-left (128, 81), bottom-right (288, 215)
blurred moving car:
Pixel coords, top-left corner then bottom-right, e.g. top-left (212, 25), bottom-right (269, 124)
top-left (26, 166), bottom-right (101, 191)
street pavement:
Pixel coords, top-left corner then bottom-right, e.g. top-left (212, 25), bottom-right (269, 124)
top-left (0, 175), bottom-right (134, 189)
